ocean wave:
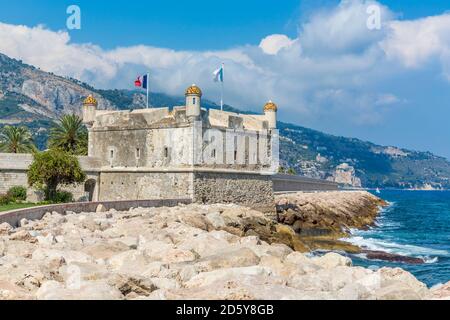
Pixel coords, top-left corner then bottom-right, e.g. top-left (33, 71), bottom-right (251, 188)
top-left (422, 256), bottom-right (439, 264)
top-left (343, 236), bottom-right (449, 257)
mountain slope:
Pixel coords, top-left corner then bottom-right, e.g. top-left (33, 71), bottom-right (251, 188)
top-left (1, 52), bottom-right (449, 189)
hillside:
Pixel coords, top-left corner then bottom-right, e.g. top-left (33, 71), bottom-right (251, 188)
top-left (1, 52), bottom-right (450, 189)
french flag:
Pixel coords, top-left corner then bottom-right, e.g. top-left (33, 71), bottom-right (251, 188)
top-left (134, 74), bottom-right (148, 89)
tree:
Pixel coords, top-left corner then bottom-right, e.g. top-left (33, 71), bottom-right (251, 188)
top-left (0, 125), bottom-right (36, 153)
top-left (28, 149), bottom-right (86, 201)
top-left (48, 114), bottom-right (88, 155)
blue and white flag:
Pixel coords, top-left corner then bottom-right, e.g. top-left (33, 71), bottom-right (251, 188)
top-left (213, 65), bottom-right (224, 82)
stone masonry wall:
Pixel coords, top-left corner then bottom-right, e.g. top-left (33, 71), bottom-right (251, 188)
top-left (98, 171), bottom-right (193, 201)
top-left (0, 170), bottom-right (28, 194)
top-left (0, 168), bottom-right (97, 202)
top-left (193, 172), bottom-right (275, 214)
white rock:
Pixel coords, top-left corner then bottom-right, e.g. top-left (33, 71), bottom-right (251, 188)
top-left (311, 252), bottom-right (352, 269)
top-left (185, 266), bottom-right (272, 289)
top-left (0, 280), bottom-right (33, 300)
top-left (195, 247), bottom-right (260, 272)
top-left (108, 250), bottom-right (150, 275)
top-left (36, 234), bottom-right (56, 246)
top-left (19, 218), bottom-right (29, 227)
top-left (115, 236), bottom-right (138, 249)
top-left (32, 248), bottom-right (93, 265)
top-left (37, 280), bottom-right (123, 300)
top-left (205, 212), bottom-right (226, 228)
top-left (0, 222), bottom-right (12, 235)
top-left (96, 204), bottom-right (107, 213)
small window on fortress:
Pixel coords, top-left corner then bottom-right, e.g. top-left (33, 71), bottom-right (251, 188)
top-left (136, 148), bottom-right (141, 159)
top-left (110, 150), bottom-right (114, 159)
top-left (234, 150), bottom-right (237, 161)
top-left (212, 149), bottom-right (216, 159)
top-left (164, 147), bottom-right (169, 158)
top-left (193, 97), bottom-right (196, 104)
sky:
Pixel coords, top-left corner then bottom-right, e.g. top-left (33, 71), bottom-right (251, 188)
top-left (0, 0), bottom-right (450, 158)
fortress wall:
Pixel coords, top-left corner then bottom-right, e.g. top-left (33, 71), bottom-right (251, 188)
top-left (0, 170), bottom-right (29, 195)
top-left (272, 174), bottom-right (339, 192)
top-left (98, 171), bottom-right (194, 201)
top-left (0, 154), bottom-right (32, 195)
top-left (0, 153), bottom-right (102, 202)
top-left (192, 172), bottom-right (275, 214)
top-left (90, 127), bottom-right (194, 168)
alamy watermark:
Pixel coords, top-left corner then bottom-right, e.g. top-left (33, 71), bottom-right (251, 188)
top-left (66, 5), bottom-right (81, 30)
top-left (105, 120), bottom-right (280, 174)
top-left (366, 4), bottom-right (381, 30)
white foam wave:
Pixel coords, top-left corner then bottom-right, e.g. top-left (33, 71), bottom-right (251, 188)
top-left (343, 236), bottom-right (449, 257)
top-left (422, 256), bottom-right (439, 264)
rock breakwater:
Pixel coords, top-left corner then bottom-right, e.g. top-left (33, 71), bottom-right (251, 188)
top-left (275, 191), bottom-right (388, 252)
top-left (0, 202), bottom-right (448, 300)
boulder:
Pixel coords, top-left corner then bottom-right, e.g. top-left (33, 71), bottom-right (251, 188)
top-left (161, 249), bottom-right (196, 264)
top-left (185, 266), bottom-right (272, 289)
top-left (96, 204), bottom-right (107, 213)
top-left (9, 230), bottom-right (36, 243)
top-left (108, 250), bottom-right (150, 275)
top-left (36, 234), bottom-right (56, 246)
top-left (429, 281), bottom-right (450, 300)
top-left (311, 252), bottom-right (352, 269)
top-left (177, 233), bottom-right (230, 258)
top-left (0, 222), bottom-right (12, 235)
top-left (205, 212), bottom-right (226, 229)
top-left (107, 274), bottom-right (157, 297)
top-left (59, 262), bottom-right (110, 282)
top-left (32, 248), bottom-right (93, 265)
top-left (374, 267), bottom-right (428, 299)
top-left (82, 242), bottom-right (129, 260)
top-left (195, 248), bottom-right (260, 272)
top-left (36, 280), bottom-right (123, 300)
top-left (0, 280), bottom-right (34, 300)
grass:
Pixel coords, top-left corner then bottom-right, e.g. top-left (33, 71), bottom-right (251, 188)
top-left (0, 202), bottom-right (41, 212)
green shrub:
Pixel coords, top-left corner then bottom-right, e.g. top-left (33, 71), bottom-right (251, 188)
top-left (7, 186), bottom-right (27, 201)
top-left (53, 191), bottom-right (74, 204)
top-left (0, 194), bottom-right (12, 205)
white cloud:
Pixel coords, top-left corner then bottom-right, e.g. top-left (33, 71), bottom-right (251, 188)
top-left (381, 14), bottom-right (450, 70)
top-left (259, 34), bottom-right (296, 55)
top-left (0, 0), bottom-right (450, 129)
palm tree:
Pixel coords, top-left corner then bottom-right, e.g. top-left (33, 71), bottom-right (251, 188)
top-left (48, 114), bottom-right (88, 155)
top-left (0, 126), bottom-right (36, 153)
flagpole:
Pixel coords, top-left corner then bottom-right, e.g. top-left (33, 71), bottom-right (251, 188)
top-left (146, 72), bottom-right (150, 108)
top-left (220, 63), bottom-right (224, 111)
top-left (220, 81), bottom-right (223, 111)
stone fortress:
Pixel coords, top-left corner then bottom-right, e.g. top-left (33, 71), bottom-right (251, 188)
top-left (1, 84), bottom-right (283, 212)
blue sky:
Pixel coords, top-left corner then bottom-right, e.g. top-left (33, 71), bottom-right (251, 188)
top-left (0, 0), bottom-right (450, 158)
top-left (1, 0), bottom-right (449, 50)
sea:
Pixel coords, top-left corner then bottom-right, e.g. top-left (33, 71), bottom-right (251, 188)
top-left (343, 190), bottom-right (450, 288)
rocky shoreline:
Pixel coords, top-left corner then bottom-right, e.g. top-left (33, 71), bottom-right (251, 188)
top-left (0, 194), bottom-right (449, 300)
top-left (275, 191), bottom-right (425, 263)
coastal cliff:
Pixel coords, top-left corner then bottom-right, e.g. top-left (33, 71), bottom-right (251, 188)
top-left (0, 198), bottom-right (449, 300)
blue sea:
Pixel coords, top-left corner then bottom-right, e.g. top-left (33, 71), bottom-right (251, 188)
top-left (344, 190), bottom-right (450, 288)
